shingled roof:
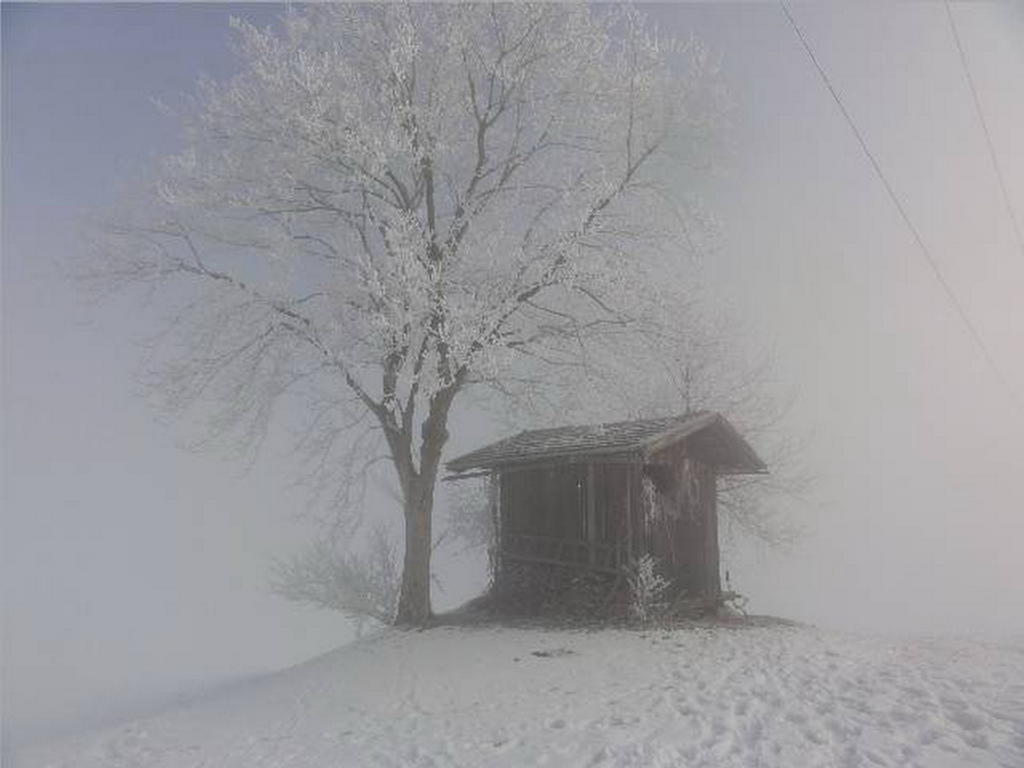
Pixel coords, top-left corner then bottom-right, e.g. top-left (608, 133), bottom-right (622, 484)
top-left (446, 411), bottom-right (766, 475)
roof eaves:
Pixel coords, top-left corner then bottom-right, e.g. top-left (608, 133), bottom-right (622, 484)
top-left (448, 444), bottom-right (644, 473)
top-left (711, 416), bottom-right (768, 473)
top-left (639, 412), bottom-right (718, 457)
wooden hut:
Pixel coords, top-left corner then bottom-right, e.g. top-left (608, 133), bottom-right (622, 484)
top-left (446, 412), bottom-right (766, 614)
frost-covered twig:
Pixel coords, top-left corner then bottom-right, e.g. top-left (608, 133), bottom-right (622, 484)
top-left (626, 554), bottom-right (671, 623)
top-left (271, 526), bottom-right (399, 625)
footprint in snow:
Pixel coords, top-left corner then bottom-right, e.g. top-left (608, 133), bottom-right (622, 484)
top-left (948, 708), bottom-right (986, 732)
top-left (785, 710), bottom-right (808, 725)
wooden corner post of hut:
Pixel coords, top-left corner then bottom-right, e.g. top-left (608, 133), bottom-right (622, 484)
top-left (445, 412), bottom-right (766, 614)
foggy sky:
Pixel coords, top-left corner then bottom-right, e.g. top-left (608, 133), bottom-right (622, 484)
top-left (4, 2), bottom-right (1024, 754)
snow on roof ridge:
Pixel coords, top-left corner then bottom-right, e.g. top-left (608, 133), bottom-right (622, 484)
top-left (446, 411), bottom-right (720, 472)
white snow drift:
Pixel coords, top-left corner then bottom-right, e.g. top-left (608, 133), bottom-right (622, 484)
top-left (15, 623), bottom-right (1024, 768)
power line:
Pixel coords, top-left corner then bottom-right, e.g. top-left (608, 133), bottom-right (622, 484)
top-left (944, 0), bottom-right (1024, 262)
top-left (779, 1), bottom-right (1024, 413)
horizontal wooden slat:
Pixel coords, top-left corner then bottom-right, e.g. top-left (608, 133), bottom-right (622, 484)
top-left (502, 533), bottom-right (626, 574)
top-left (501, 552), bottom-right (622, 575)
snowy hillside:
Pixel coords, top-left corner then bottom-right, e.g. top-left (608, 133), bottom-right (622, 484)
top-left (15, 622), bottom-right (1024, 768)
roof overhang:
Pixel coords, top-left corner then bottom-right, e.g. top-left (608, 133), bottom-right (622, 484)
top-left (643, 414), bottom-right (767, 474)
top-left (446, 412), bottom-right (767, 477)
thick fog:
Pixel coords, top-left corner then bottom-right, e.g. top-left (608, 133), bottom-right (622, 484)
top-left (3, 2), bottom-right (1023, 757)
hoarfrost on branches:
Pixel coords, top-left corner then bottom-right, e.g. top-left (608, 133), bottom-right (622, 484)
top-left (445, 477), bottom-right (495, 554)
top-left (271, 525), bottom-right (399, 627)
top-left (91, 4), bottom-right (732, 623)
top-left (626, 554), bottom-right (670, 623)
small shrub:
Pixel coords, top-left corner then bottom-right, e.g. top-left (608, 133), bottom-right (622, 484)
top-left (271, 525), bottom-right (399, 629)
top-left (625, 554), bottom-right (670, 623)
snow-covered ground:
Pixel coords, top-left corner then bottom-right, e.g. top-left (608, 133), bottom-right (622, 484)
top-left (14, 622), bottom-right (1024, 768)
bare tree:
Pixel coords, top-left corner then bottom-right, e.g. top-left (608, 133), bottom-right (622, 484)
top-left (90, 4), bottom-right (728, 624)
top-left (592, 315), bottom-right (811, 547)
top-left (444, 316), bottom-right (809, 562)
top-left (614, 314), bottom-right (810, 548)
top-left (271, 525), bottom-right (399, 626)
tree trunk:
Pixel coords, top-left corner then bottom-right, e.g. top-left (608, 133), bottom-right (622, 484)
top-left (395, 479), bottom-right (434, 625)
top-left (390, 383), bottom-right (458, 626)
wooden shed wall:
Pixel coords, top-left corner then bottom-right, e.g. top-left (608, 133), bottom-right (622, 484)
top-left (499, 462), bottom-right (641, 571)
top-left (646, 442), bottom-right (721, 596)
top-left (494, 442), bottom-right (721, 598)
top-left (500, 464), bottom-right (586, 540)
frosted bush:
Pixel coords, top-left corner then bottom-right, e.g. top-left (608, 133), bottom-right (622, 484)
top-left (626, 554), bottom-right (670, 623)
